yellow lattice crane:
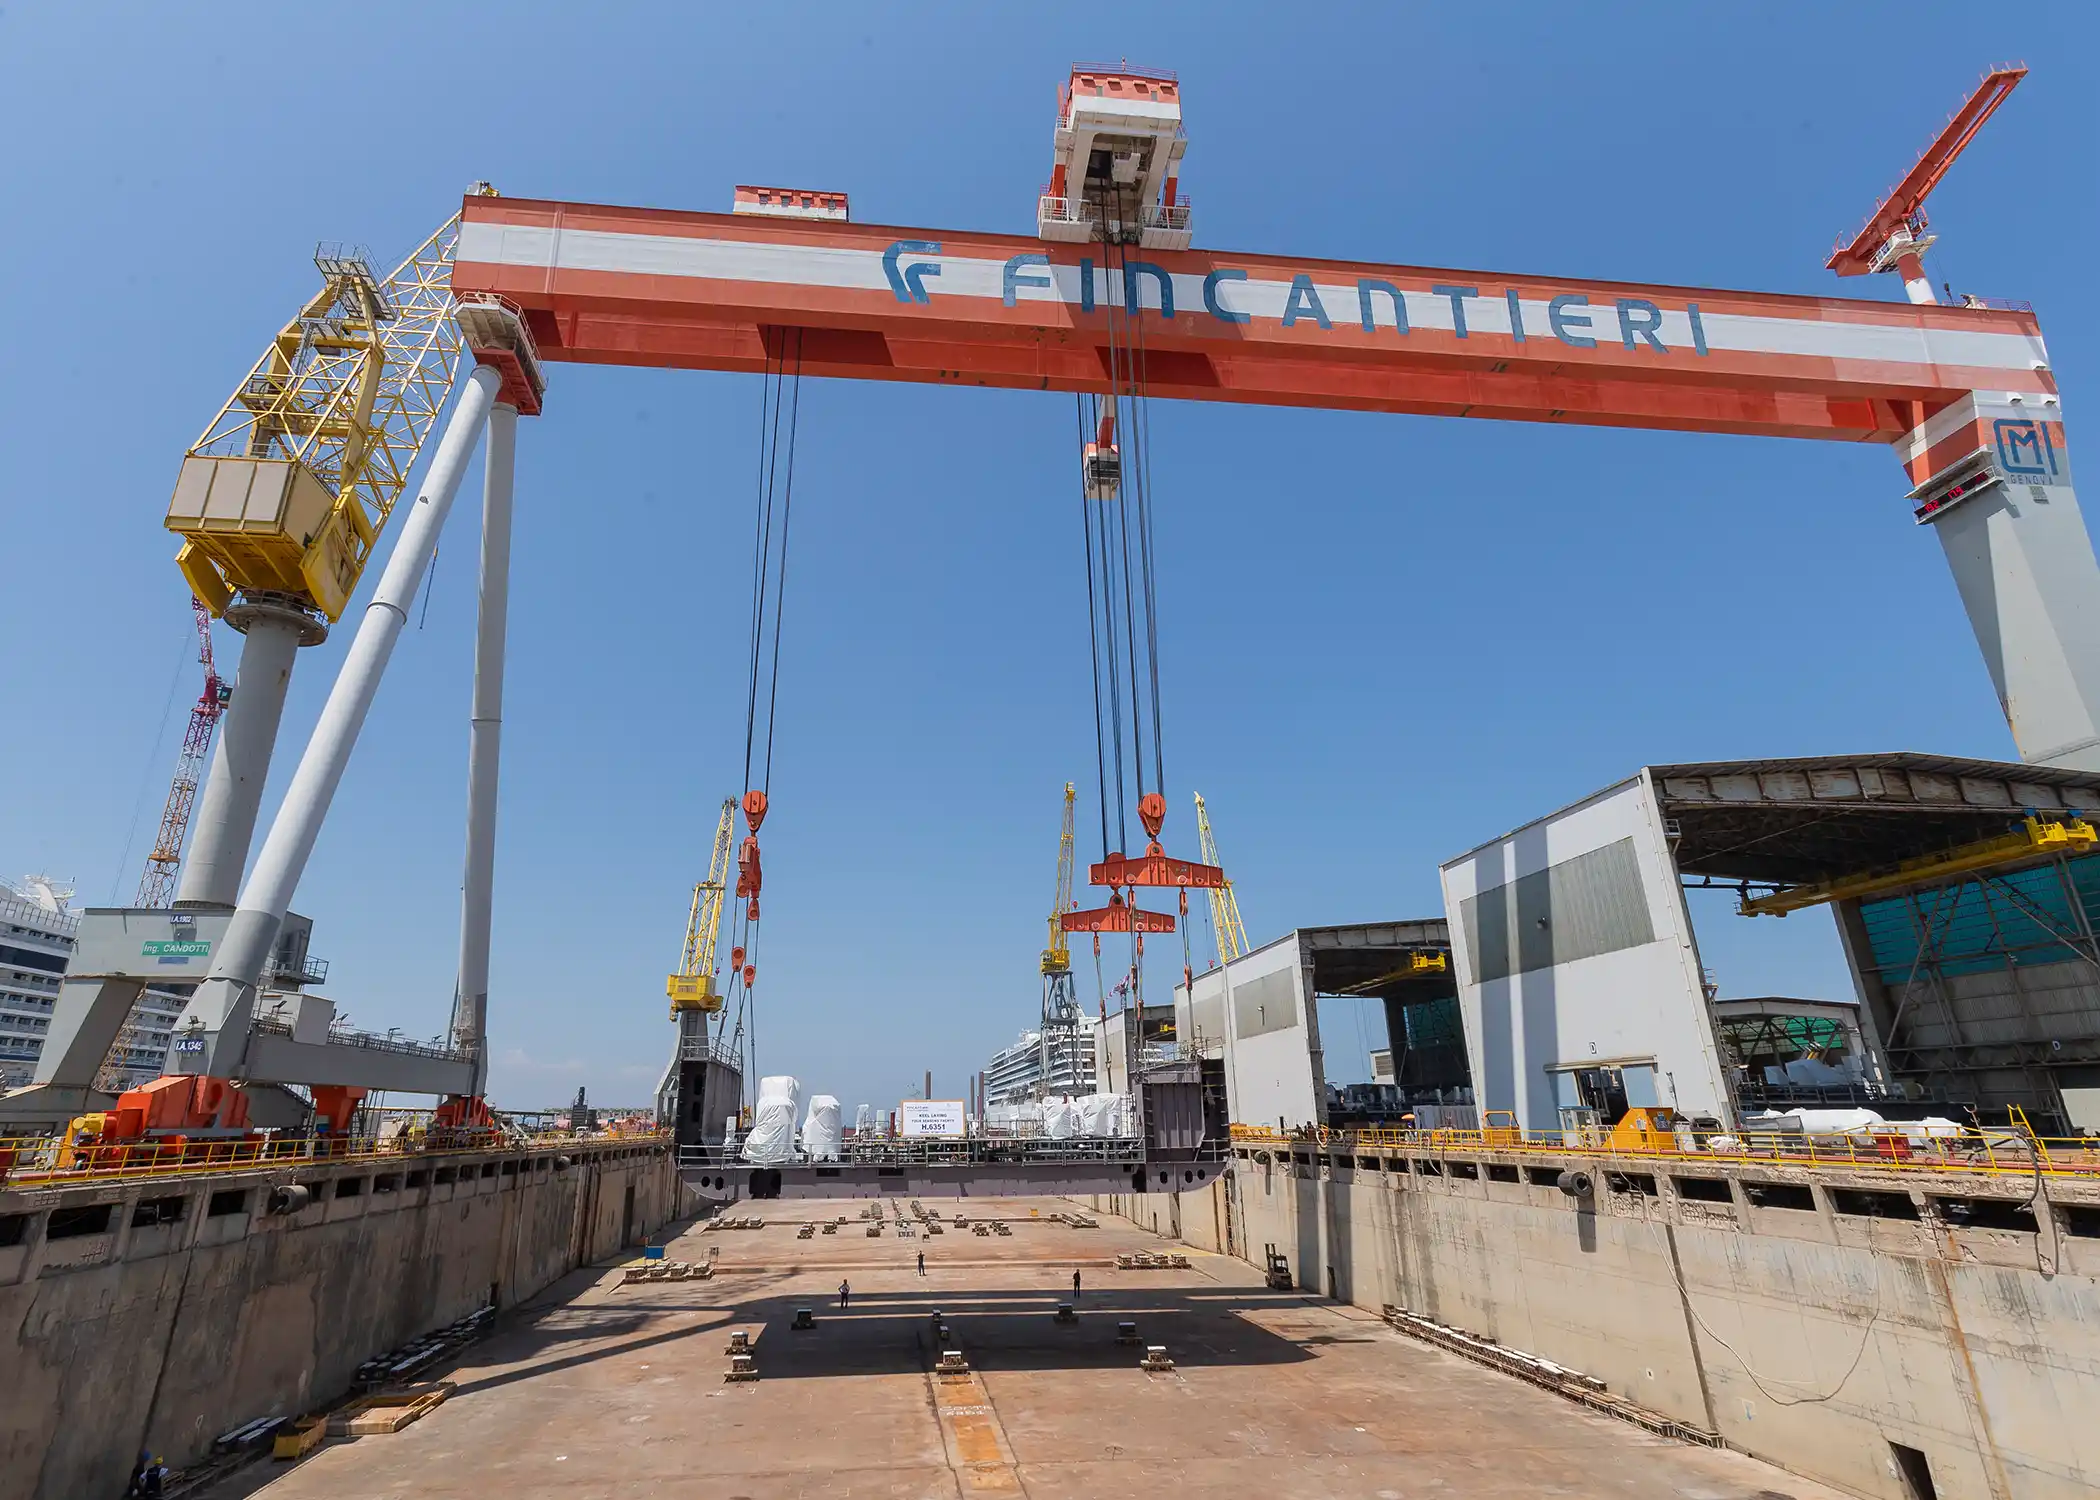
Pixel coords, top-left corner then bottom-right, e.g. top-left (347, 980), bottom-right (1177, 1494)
top-left (165, 209), bottom-right (476, 620)
top-left (669, 800), bottom-right (737, 1015)
top-left (1044, 782), bottom-right (1077, 977)
top-left (1194, 792), bottom-right (1250, 965)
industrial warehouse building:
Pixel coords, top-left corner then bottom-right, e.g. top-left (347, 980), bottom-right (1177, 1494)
top-left (1178, 754), bottom-right (2100, 1137)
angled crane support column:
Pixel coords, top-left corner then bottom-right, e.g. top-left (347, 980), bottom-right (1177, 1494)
top-left (448, 293), bottom-right (546, 1104)
top-left (166, 359), bottom-right (507, 1093)
top-left (1904, 391), bottom-right (2100, 771)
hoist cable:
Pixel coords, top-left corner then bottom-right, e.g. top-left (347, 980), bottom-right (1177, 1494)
top-left (761, 331), bottom-right (804, 794)
top-left (1122, 191), bottom-right (1168, 797)
top-left (1101, 221), bottom-right (1151, 807)
top-left (1076, 394), bottom-right (1114, 862)
top-left (742, 344), bottom-right (784, 793)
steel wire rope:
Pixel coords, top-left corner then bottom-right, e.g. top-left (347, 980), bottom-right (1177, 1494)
top-left (742, 343), bottom-right (790, 794)
top-left (760, 331), bottom-right (805, 795)
top-left (742, 335), bottom-right (805, 1097)
top-left (1117, 178), bottom-right (1169, 799)
top-left (1094, 277), bottom-right (1134, 857)
top-left (1076, 394), bottom-right (1114, 862)
top-left (1101, 215), bottom-right (1152, 813)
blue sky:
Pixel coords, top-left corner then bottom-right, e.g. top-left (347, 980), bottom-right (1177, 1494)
top-left (3, 3), bottom-right (2096, 1110)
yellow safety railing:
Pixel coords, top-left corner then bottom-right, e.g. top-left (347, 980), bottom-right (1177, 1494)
top-left (0, 1128), bottom-right (669, 1190)
top-left (1227, 1123), bottom-right (2100, 1180)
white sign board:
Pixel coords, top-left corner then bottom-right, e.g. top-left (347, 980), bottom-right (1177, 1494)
top-left (899, 1099), bottom-right (967, 1137)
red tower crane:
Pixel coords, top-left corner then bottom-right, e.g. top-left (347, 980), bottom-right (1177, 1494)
top-left (134, 599), bottom-right (230, 908)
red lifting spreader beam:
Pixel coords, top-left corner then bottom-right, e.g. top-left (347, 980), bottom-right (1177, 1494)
top-left (1090, 850), bottom-right (1225, 889)
top-left (1062, 893), bottom-right (1177, 934)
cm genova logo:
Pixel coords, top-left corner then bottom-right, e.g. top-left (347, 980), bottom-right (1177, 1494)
top-left (884, 240), bottom-right (943, 303)
top-left (1993, 416), bottom-right (2062, 483)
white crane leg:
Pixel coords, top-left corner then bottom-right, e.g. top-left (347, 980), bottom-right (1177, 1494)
top-left (1908, 394), bottom-right (2100, 771)
top-left (170, 364), bottom-right (504, 1076)
top-left (176, 599), bottom-right (322, 909)
top-left (453, 401), bottom-right (518, 1095)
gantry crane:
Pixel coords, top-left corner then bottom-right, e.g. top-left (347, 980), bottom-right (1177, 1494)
top-left (669, 800), bottom-right (738, 1017)
top-left (1193, 792), bottom-right (1249, 966)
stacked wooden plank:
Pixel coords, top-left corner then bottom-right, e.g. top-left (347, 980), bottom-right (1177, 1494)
top-left (327, 1384), bottom-right (452, 1437)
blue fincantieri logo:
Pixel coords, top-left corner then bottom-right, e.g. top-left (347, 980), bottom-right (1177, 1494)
top-left (1994, 418), bottom-right (2060, 481)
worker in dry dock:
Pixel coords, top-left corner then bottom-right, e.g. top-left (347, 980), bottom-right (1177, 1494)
top-left (1072, 1269), bottom-right (1082, 1300)
top-left (917, 1251), bottom-right (926, 1276)
top-left (838, 1277), bottom-right (851, 1308)
top-left (127, 1451), bottom-right (166, 1497)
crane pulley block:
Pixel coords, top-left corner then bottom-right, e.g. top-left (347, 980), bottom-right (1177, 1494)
top-left (1062, 894), bottom-right (1176, 934)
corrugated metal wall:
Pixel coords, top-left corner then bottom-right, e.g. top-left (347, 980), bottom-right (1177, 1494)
top-left (1461, 837), bottom-right (1656, 984)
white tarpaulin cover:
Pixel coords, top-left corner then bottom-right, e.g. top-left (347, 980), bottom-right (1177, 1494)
top-left (1043, 1097), bottom-right (1078, 1139)
top-left (1783, 1107), bottom-right (1883, 1135)
top-left (742, 1074), bottom-right (803, 1164)
top-left (803, 1095), bottom-right (843, 1160)
top-left (854, 1103), bottom-right (872, 1135)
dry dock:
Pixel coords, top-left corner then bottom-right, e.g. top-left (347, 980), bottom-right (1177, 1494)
top-left (202, 1197), bottom-right (1843, 1500)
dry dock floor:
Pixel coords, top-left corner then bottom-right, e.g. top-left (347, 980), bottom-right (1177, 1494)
top-left (203, 1197), bottom-right (1844, 1499)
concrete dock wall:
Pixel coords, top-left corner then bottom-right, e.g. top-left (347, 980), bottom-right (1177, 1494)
top-left (0, 1140), bottom-right (684, 1500)
top-left (1093, 1147), bottom-right (2100, 1500)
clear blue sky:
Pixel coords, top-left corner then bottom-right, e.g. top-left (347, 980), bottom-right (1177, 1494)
top-left (4, 3), bottom-right (2096, 1109)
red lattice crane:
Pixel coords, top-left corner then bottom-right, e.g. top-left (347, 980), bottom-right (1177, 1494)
top-left (1827, 65), bottom-right (2025, 303)
top-left (134, 599), bottom-right (230, 907)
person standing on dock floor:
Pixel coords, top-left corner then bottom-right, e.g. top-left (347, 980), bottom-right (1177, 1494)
top-left (1072, 1270), bottom-right (1081, 1300)
top-left (917, 1252), bottom-right (926, 1276)
top-left (838, 1278), bottom-right (851, 1308)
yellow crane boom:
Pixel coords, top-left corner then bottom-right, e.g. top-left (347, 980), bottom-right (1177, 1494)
top-left (1044, 783), bottom-right (1076, 975)
top-left (669, 800), bottom-right (738, 1014)
top-left (1194, 792), bottom-right (1250, 964)
top-left (1739, 816), bottom-right (2098, 918)
top-left (165, 209), bottom-right (475, 621)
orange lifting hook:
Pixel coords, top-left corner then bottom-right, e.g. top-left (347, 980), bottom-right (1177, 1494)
top-left (743, 963), bottom-right (757, 987)
top-left (737, 789), bottom-right (768, 922)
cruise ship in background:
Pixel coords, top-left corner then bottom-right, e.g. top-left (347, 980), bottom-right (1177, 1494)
top-left (0, 874), bottom-right (183, 1092)
top-left (980, 1024), bottom-right (1095, 1104)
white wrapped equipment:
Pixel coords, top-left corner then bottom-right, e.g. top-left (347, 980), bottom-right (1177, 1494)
top-left (742, 1075), bottom-right (803, 1164)
top-left (1043, 1097), bottom-right (1078, 1139)
top-left (803, 1095), bottom-right (843, 1160)
top-left (1782, 1107), bottom-right (1883, 1135)
top-left (1078, 1094), bottom-right (1113, 1136)
top-left (854, 1103), bottom-right (872, 1135)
